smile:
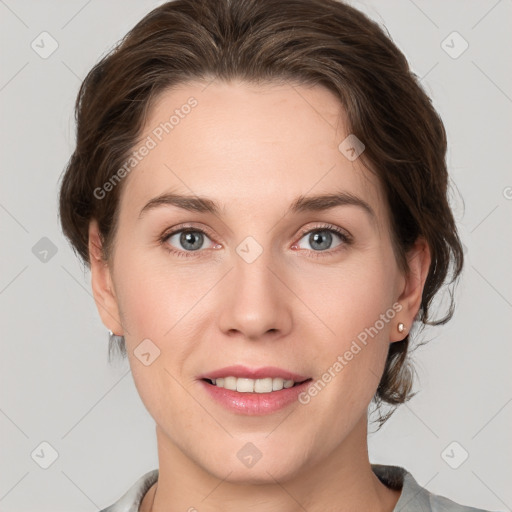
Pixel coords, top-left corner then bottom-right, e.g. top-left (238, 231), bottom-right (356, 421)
top-left (203, 376), bottom-right (308, 393)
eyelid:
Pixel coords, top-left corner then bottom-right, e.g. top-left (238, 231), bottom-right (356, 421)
top-left (295, 222), bottom-right (352, 242)
top-left (160, 222), bottom-right (218, 243)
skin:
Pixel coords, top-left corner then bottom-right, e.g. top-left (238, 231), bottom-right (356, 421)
top-left (88, 79), bottom-right (431, 512)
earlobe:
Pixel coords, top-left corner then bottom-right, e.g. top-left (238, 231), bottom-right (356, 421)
top-left (392, 237), bottom-right (431, 342)
top-left (88, 220), bottom-right (123, 335)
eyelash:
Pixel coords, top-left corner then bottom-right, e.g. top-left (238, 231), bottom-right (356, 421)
top-left (158, 223), bottom-right (352, 259)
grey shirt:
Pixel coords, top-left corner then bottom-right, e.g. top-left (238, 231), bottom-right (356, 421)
top-left (100, 465), bottom-right (495, 512)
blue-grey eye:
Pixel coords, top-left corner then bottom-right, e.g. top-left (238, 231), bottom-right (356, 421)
top-left (297, 229), bottom-right (344, 251)
top-left (169, 230), bottom-right (207, 251)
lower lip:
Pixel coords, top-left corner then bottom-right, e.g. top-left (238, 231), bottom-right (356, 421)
top-left (199, 379), bottom-right (313, 415)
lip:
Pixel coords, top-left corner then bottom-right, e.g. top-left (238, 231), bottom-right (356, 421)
top-left (199, 378), bottom-right (313, 415)
top-left (197, 365), bottom-right (310, 382)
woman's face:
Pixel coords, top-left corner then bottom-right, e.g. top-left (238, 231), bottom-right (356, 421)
top-left (90, 79), bottom-right (425, 483)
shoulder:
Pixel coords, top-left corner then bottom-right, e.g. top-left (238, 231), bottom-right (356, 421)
top-left (371, 464), bottom-right (496, 512)
top-left (99, 469), bottom-right (159, 512)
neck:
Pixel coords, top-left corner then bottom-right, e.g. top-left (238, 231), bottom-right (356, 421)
top-left (141, 416), bottom-right (400, 512)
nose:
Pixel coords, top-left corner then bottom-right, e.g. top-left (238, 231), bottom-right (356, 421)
top-left (217, 245), bottom-right (293, 341)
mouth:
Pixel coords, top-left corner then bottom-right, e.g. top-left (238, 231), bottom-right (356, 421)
top-left (201, 376), bottom-right (312, 393)
top-left (199, 374), bottom-right (314, 415)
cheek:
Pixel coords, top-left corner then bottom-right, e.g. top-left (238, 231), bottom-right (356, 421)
top-left (303, 252), bottom-right (399, 345)
top-left (112, 245), bottom-right (212, 338)
top-left (295, 252), bottom-right (399, 404)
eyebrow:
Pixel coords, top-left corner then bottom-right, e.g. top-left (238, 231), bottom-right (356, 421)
top-left (138, 191), bottom-right (375, 221)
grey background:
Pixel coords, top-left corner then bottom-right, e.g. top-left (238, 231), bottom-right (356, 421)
top-left (1, 0), bottom-right (511, 510)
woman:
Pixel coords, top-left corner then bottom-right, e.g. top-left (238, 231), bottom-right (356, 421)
top-left (58, 0), bottom-right (491, 510)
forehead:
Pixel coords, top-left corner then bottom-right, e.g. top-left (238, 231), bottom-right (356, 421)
top-left (118, 79), bottom-right (387, 226)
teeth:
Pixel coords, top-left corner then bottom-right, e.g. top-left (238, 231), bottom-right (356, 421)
top-left (209, 376), bottom-right (296, 393)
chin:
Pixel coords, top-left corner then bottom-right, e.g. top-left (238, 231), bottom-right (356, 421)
top-left (200, 437), bottom-right (312, 484)
top-left (207, 459), bottom-right (304, 485)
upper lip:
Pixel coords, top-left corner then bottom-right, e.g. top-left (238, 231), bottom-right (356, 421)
top-left (198, 365), bottom-right (310, 382)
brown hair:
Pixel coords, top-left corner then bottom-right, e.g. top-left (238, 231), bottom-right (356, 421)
top-left (58, 0), bottom-right (464, 422)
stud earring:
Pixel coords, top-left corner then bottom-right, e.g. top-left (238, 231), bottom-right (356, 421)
top-left (397, 323), bottom-right (405, 333)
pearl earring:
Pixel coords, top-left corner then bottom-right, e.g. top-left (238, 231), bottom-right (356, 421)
top-left (397, 323), bottom-right (405, 333)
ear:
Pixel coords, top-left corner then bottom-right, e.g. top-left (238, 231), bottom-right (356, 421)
top-left (391, 236), bottom-right (431, 342)
top-left (88, 220), bottom-right (123, 335)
